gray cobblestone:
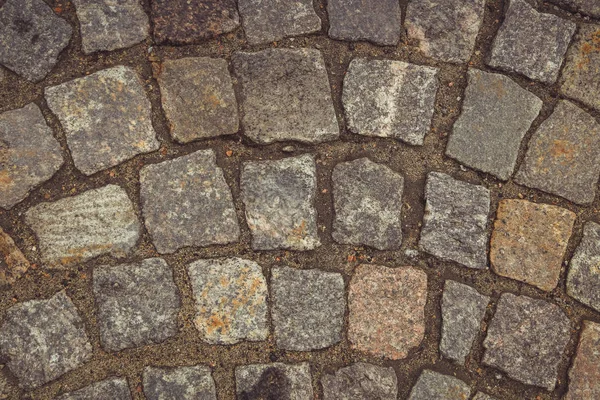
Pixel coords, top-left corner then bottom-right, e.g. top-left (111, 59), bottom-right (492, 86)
top-left (143, 365), bottom-right (216, 400)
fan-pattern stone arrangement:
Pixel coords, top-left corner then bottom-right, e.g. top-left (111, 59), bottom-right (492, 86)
top-left (1, 0), bottom-right (600, 399)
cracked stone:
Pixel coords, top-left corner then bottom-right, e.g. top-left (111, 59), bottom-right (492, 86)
top-left (236, 363), bottom-right (313, 400)
top-left (567, 222), bottom-right (600, 312)
top-left (342, 59), bottom-right (439, 146)
top-left (565, 320), bottom-right (600, 400)
top-left (446, 69), bottom-right (542, 180)
top-left (45, 66), bottom-right (159, 175)
top-left (143, 365), bottom-right (216, 400)
top-left (322, 362), bottom-right (398, 400)
top-left (0, 227), bottom-right (30, 286)
top-left (549, 0), bottom-right (600, 17)
top-left (232, 48), bottom-right (338, 144)
top-left (140, 149), bottom-right (239, 254)
top-left (408, 370), bottom-right (471, 400)
top-left (57, 378), bottom-right (131, 400)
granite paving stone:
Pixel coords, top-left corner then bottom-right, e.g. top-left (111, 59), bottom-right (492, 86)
top-left (342, 59), bottom-right (439, 146)
top-left (549, 0), bottom-right (600, 17)
top-left (140, 149), bottom-right (240, 254)
top-left (143, 365), bottom-right (217, 400)
top-left (567, 221), bottom-right (600, 312)
top-left (446, 69), bottom-right (542, 180)
top-left (332, 158), bottom-right (404, 250)
top-left (271, 266), bottom-right (344, 351)
top-left (408, 370), bottom-right (471, 400)
top-left (93, 258), bottom-right (181, 352)
top-left (488, 0), bottom-right (576, 83)
top-left (419, 172), bottom-right (491, 269)
top-left (516, 100), bottom-right (600, 204)
top-left (0, 227), bottom-right (30, 286)
top-left (565, 320), bottom-right (600, 400)
top-left (0, 291), bottom-right (92, 390)
top-left (483, 293), bottom-right (571, 390)
top-left (235, 363), bottom-right (313, 400)
top-left (57, 378), bottom-right (131, 400)
top-left (45, 66), bottom-right (159, 175)
top-left (232, 48), bottom-right (338, 144)
top-left (321, 362), bottom-right (398, 400)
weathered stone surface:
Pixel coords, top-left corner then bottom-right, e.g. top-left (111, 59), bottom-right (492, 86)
top-left (0, 103), bottom-right (63, 209)
top-left (567, 222), bottom-right (600, 312)
top-left (233, 49), bottom-right (338, 144)
top-left (440, 280), bottom-right (489, 364)
top-left (332, 158), bottom-right (404, 250)
top-left (516, 100), bottom-right (600, 204)
top-left (272, 266), bottom-right (345, 351)
top-left (565, 320), bottom-right (600, 400)
top-left (322, 362), bottom-right (398, 400)
top-left (57, 378), bottom-right (131, 400)
top-left (45, 66), bottom-right (159, 175)
top-left (473, 393), bottom-right (498, 400)
top-left (151, 0), bottom-right (239, 44)
top-left (93, 258), bottom-right (180, 352)
top-left (72, 0), bottom-right (149, 54)
top-left (408, 370), bottom-right (471, 400)
top-left (157, 57), bottom-right (238, 143)
top-left (238, 0), bottom-right (321, 45)
top-left (405, 0), bottom-right (486, 63)
top-left (349, 264), bottom-right (427, 359)
top-left (0, 291), bottom-right (92, 390)
top-left (187, 258), bottom-right (268, 344)
top-left (549, 0), bottom-right (600, 17)
top-left (0, 0), bottom-right (72, 82)
top-left (0, 227), bottom-right (29, 286)
top-left (236, 363), bottom-right (313, 400)
top-left (140, 150), bottom-right (239, 254)
top-left (25, 185), bottom-right (140, 268)
top-left (241, 154), bottom-right (320, 251)
top-left (143, 365), bottom-right (216, 400)
top-left (483, 293), bottom-right (571, 390)
top-left (419, 172), bottom-right (491, 269)
top-left (488, 0), bottom-right (576, 83)
top-left (446, 69), bottom-right (542, 180)
top-left (343, 59), bottom-right (439, 146)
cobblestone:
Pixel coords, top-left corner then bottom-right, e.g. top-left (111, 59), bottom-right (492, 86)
top-left (408, 370), bottom-right (471, 400)
top-left (322, 362), bottom-right (398, 400)
top-left (235, 363), bottom-right (313, 400)
top-left (567, 222), bottom-right (600, 312)
top-left (551, 0), bottom-right (600, 17)
top-left (143, 365), bottom-right (216, 400)
top-left (57, 378), bottom-right (131, 400)
top-left (0, 227), bottom-right (30, 286)
top-left (565, 320), bottom-right (600, 400)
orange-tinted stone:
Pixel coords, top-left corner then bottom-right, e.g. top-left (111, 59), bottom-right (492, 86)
top-left (0, 227), bottom-right (29, 286)
top-left (566, 320), bottom-right (600, 399)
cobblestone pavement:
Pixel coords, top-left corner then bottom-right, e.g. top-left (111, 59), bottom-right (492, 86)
top-left (1, 0), bottom-right (600, 399)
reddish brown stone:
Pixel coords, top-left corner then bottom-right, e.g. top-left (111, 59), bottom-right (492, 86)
top-left (566, 320), bottom-right (600, 399)
top-left (0, 227), bottom-right (29, 286)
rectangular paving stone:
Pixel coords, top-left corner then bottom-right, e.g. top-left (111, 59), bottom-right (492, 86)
top-left (419, 172), bottom-right (491, 269)
top-left (25, 184), bottom-right (140, 268)
top-left (567, 221), bottom-right (600, 312)
top-left (549, 0), bottom-right (600, 17)
top-left (235, 363), bottom-right (313, 400)
top-left (57, 378), bottom-right (131, 400)
top-left (408, 370), bottom-right (471, 400)
top-left (446, 69), bottom-right (542, 180)
top-left (143, 365), bottom-right (216, 400)
top-left (0, 227), bottom-right (30, 286)
top-left (565, 320), bottom-right (600, 400)
top-left (322, 362), bottom-right (398, 400)
top-left (343, 59), bottom-right (439, 146)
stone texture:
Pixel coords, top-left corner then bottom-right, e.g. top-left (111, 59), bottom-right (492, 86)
top-left (57, 378), bottom-right (131, 400)
top-left (322, 362), bottom-right (398, 400)
top-left (140, 150), bottom-right (239, 254)
top-left (408, 370), bottom-right (471, 400)
top-left (567, 222), bottom-right (600, 312)
top-left (440, 280), bottom-right (489, 364)
top-left (93, 258), bottom-right (180, 352)
top-left (72, 0), bottom-right (149, 54)
top-left (25, 185), bottom-right (140, 268)
top-left (549, 0), bottom-right (600, 17)
top-left (473, 393), bottom-right (498, 400)
top-left (565, 320), bottom-right (600, 400)
top-left (187, 258), bottom-right (268, 344)
top-left (233, 49), bottom-right (338, 144)
top-left (0, 227), bottom-right (29, 286)
top-left (516, 100), bottom-right (600, 204)
top-left (419, 172), bottom-right (491, 269)
top-left (272, 266), bottom-right (344, 351)
top-left (157, 57), bottom-right (239, 143)
top-left (238, 0), bottom-right (321, 45)
top-left (0, 0), bottom-right (72, 82)
top-left (45, 66), bottom-right (159, 175)
top-left (488, 0), bottom-right (576, 83)
top-left (0, 291), bottom-right (92, 390)
top-left (0, 103), bottom-right (63, 209)
top-left (349, 264), bottom-right (427, 359)
top-left (405, 0), bottom-right (486, 63)
top-left (342, 59), bottom-right (439, 146)
top-left (143, 365), bottom-right (216, 400)
top-left (241, 154), bottom-right (320, 251)
top-left (332, 158), bottom-right (404, 250)
top-left (446, 69), bottom-right (542, 180)
top-left (483, 293), bottom-right (571, 390)
top-left (235, 363), bottom-right (313, 400)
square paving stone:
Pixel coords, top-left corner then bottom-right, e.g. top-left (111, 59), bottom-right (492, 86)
top-left (187, 258), bottom-right (268, 345)
top-left (516, 100), bottom-right (600, 204)
top-left (549, 0), bottom-right (600, 18)
top-left (405, 0), bottom-right (486, 63)
top-left (157, 57), bottom-right (239, 143)
top-left (45, 66), bottom-right (159, 175)
top-left (483, 293), bottom-right (571, 390)
top-left (140, 149), bottom-right (240, 254)
top-left (143, 365), bottom-right (216, 400)
top-left (490, 200), bottom-right (575, 291)
top-left (235, 363), bottom-right (313, 400)
top-left (272, 266), bottom-right (345, 351)
top-left (72, 0), bottom-right (149, 54)
top-left (332, 158), bottom-right (404, 250)
top-left (93, 258), bottom-right (181, 352)
top-left (0, 0), bottom-right (72, 82)
top-left (232, 48), bottom-right (338, 144)
top-left (0, 227), bottom-right (30, 286)
top-left (25, 184), bottom-right (140, 268)
top-left (446, 69), bottom-right (542, 180)
top-left (567, 221), bottom-right (600, 312)
top-left (342, 59), bottom-right (439, 146)
top-left (241, 154), bottom-right (320, 251)
top-left (57, 378), bottom-right (131, 400)
top-left (322, 362), bottom-right (398, 400)
top-left (0, 103), bottom-right (63, 209)
top-left (349, 264), bottom-right (427, 359)
top-left (488, 0), bottom-right (576, 83)
top-left (0, 291), bottom-right (92, 390)
top-left (565, 320), bottom-right (600, 400)
top-left (419, 172), bottom-right (491, 269)
top-left (408, 370), bottom-right (471, 400)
